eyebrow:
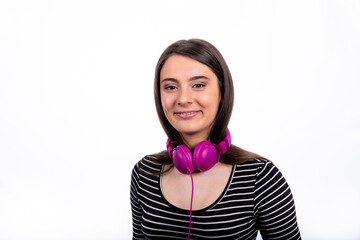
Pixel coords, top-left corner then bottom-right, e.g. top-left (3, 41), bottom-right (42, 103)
top-left (160, 75), bottom-right (209, 84)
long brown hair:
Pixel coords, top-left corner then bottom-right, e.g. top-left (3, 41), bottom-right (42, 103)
top-left (149, 39), bottom-right (264, 172)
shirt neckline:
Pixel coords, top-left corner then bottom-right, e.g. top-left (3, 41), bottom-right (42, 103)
top-left (158, 164), bottom-right (236, 213)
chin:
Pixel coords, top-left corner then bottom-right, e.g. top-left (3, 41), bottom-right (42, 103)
top-left (171, 120), bottom-right (212, 138)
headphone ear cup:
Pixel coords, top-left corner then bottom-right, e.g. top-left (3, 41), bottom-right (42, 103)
top-left (172, 145), bottom-right (194, 174)
top-left (193, 141), bottom-right (219, 172)
top-left (166, 139), bottom-right (174, 157)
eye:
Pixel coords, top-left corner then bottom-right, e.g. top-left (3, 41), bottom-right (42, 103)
top-left (193, 83), bottom-right (205, 88)
top-left (164, 85), bottom-right (177, 90)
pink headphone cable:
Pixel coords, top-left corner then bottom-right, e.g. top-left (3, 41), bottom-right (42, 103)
top-left (188, 170), bottom-right (194, 240)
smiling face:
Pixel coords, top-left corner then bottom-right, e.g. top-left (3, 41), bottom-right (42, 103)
top-left (160, 55), bottom-right (221, 146)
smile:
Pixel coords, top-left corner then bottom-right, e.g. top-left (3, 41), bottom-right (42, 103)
top-left (174, 111), bottom-right (200, 119)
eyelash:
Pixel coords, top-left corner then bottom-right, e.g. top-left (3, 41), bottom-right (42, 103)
top-left (193, 83), bottom-right (206, 88)
top-left (164, 85), bottom-right (177, 90)
top-left (163, 83), bottom-right (206, 90)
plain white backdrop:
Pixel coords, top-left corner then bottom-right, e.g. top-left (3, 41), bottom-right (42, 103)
top-left (0, 0), bottom-right (359, 239)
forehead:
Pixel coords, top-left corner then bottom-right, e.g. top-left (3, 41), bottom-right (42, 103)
top-left (160, 55), bottom-right (215, 80)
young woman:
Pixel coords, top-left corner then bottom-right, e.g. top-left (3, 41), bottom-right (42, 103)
top-left (130, 39), bottom-right (301, 240)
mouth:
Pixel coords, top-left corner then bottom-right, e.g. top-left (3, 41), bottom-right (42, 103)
top-left (174, 111), bottom-right (201, 119)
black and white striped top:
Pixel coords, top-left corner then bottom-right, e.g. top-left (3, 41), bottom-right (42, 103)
top-left (130, 155), bottom-right (301, 240)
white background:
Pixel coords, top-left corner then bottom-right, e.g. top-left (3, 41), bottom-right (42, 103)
top-left (0, 1), bottom-right (359, 239)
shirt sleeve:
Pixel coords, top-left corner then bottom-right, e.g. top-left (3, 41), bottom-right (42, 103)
top-left (130, 164), bottom-right (145, 239)
top-left (254, 160), bottom-right (301, 240)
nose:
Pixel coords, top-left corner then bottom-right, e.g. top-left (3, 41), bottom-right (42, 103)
top-left (177, 88), bottom-right (192, 106)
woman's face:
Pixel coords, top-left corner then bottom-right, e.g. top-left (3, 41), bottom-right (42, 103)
top-left (160, 55), bottom-right (221, 142)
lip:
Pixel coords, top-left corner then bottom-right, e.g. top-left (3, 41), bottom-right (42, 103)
top-left (174, 110), bottom-right (201, 119)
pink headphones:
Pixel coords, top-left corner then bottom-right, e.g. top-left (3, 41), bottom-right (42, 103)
top-left (166, 129), bottom-right (232, 174)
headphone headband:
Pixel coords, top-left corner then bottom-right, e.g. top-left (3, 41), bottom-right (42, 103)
top-left (218, 129), bottom-right (231, 155)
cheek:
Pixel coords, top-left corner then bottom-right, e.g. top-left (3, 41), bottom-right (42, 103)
top-left (160, 93), bottom-right (175, 112)
top-left (200, 92), bottom-right (221, 112)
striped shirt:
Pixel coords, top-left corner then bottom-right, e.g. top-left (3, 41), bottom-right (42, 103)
top-left (130, 155), bottom-right (301, 239)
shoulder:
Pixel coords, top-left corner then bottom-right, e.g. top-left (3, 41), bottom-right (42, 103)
top-left (132, 154), bottom-right (163, 177)
top-left (130, 155), bottom-right (163, 202)
top-left (234, 158), bottom-right (274, 171)
top-left (233, 158), bottom-right (283, 180)
top-left (239, 159), bottom-right (292, 201)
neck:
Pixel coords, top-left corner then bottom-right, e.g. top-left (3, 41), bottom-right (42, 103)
top-left (181, 131), bottom-right (210, 150)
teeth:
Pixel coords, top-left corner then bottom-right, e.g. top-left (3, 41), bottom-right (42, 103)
top-left (179, 112), bottom-right (195, 115)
